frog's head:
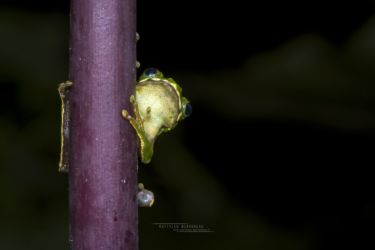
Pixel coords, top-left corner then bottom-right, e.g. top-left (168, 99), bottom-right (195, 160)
top-left (140, 68), bottom-right (192, 122)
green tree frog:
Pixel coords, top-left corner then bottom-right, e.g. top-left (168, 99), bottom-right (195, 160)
top-left (122, 68), bottom-right (191, 164)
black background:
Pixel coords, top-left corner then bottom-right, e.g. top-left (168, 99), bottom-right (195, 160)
top-left (0, 1), bottom-right (375, 249)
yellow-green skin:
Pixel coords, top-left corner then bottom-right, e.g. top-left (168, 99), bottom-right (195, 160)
top-left (122, 69), bottom-right (189, 164)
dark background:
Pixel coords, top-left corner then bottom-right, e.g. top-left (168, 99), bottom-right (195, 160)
top-left (1, 0), bottom-right (375, 249)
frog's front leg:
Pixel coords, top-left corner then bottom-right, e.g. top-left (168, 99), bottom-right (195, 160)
top-left (121, 95), bottom-right (154, 163)
top-left (58, 80), bottom-right (73, 172)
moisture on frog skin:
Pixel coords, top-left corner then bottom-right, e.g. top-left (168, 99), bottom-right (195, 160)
top-left (122, 68), bottom-right (191, 164)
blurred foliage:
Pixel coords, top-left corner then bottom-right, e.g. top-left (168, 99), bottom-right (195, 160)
top-left (1, 4), bottom-right (375, 250)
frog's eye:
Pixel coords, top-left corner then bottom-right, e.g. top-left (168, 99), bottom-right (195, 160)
top-left (180, 97), bottom-right (191, 119)
top-left (181, 97), bottom-right (193, 119)
top-left (183, 102), bottom-right (192, 118)
top-left (144, 68), bottom-right (158, 77)
top-left (142, 68), bottom-right (164, 79)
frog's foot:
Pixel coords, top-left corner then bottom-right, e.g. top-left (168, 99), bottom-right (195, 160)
top-left (58, 81), bottom-right (73, 99)
top-left (122, 108), bottom-right (142, 134)
top-left (122, 95), bottom-right (144, 132)
top-left (137, 183), bottom-right (154, 207)
top-left (122, 95), bottom-right (154, 163)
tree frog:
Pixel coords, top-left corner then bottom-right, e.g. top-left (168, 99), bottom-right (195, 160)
top-left (122, 68), bottom-right (191, 164)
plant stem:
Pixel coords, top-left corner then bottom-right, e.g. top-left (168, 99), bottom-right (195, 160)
top-left (68, 0), bottom-right (138, 249)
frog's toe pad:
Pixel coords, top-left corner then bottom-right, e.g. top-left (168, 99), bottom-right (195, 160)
top-left (130, 95), bottom-right (136, 103)
top-left (121, 109), bottom-right (131, 119)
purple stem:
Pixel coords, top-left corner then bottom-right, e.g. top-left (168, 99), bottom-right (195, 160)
top-left (68, 0), bottom-right (138, 249)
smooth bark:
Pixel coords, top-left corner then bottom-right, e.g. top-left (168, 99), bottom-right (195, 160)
top-left (68, 0), bottom-right (138, 249)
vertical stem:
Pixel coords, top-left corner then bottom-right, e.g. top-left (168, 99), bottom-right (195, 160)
top-left (68, 0), bottom-right (138, 249)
